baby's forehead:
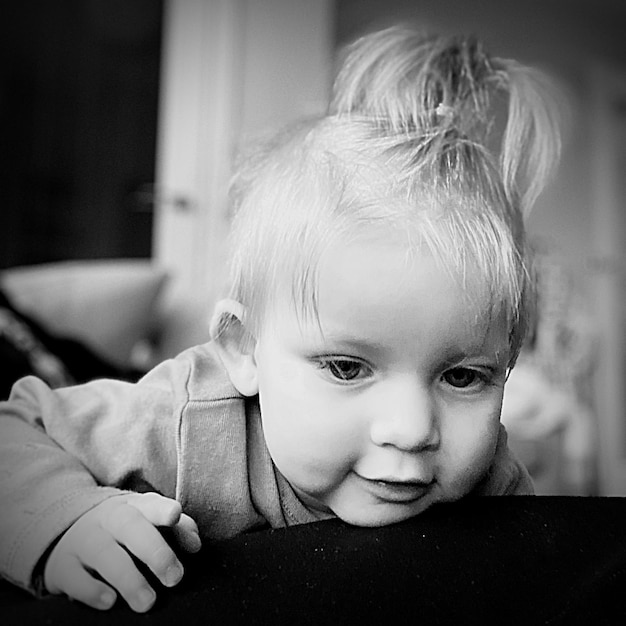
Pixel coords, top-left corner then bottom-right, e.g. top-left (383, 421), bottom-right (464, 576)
top-left (261, 258), bottom-right (511, 369)
top-left (266, 231), bottom-right (508, 327)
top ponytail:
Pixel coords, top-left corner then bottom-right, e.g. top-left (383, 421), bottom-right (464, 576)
top-left (330, 25), bottom-right (562, 216)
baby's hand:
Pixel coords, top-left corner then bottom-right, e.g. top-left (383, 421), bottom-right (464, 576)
top-left (43, 492), bottom-right (201, 612)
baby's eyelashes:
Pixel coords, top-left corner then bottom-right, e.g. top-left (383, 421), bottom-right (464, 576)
top-left (314, 357), bottom-right (372, 383)
top-left (442, 367), bottom-right (489, 389)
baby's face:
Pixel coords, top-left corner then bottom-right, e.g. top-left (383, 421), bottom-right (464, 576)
top-left (253, 235), bottom-right (509, 526)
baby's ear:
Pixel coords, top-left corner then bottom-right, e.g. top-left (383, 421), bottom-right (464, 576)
top-left (209, 299), bottom-right (258, 396)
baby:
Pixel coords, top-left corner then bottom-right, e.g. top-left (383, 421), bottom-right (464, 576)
top-left (0, 25), bottom-right (561, 613)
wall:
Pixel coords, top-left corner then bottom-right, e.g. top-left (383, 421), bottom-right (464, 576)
top-left (239, 0), bottom-right (334, 137)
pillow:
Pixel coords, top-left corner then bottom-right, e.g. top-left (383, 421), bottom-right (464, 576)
top-left (0, 260), bottom-right (168, 367)
top-left (0, 288), bottom-right (145, 399)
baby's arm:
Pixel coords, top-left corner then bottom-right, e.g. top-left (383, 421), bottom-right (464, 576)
top-left (0, 357), bottom-right (199, 610)
top-left (44, 492), bottom-right (200, 612)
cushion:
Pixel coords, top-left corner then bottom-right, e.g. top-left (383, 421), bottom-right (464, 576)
top-left (0, 260), bottom-right (168, 367)
top-left (0, 287), bottom-right (144, 399)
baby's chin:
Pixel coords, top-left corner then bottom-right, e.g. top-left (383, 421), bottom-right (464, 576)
top-left (331, 497), bottom-right (437, 528)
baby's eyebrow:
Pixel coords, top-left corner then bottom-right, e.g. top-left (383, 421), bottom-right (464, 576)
top-left (303, 331), bottom-right (386, 355)
top-left (441, 353), bottom-right (500, 367)
top-left (440, 345), bottom-right (509, 366)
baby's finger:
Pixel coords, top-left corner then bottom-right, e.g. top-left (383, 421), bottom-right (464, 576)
top-left (45, 552), bottom-right (117, 611)
top-left (104, 503), bottom-right (184, 589)
top-left (125, 492), bottom-right (201, 552)
top-left (83, 539), bottom-right (157, 613)
top-left (172, 513), bottom-right (202, 553)
top-left (126, 492), bottom-right (182, 527)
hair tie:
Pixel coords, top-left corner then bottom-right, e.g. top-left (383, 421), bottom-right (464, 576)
top-left (435, 102), bottom-right (455, 123)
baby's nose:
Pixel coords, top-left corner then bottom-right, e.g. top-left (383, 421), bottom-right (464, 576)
top-left (369, 377), bottom-right (440, 452)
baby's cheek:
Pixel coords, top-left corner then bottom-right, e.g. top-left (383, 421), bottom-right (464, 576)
top-left (443, 417), bottom-right (500, 489)
top-left (272, 415), bottom-right (359, 490)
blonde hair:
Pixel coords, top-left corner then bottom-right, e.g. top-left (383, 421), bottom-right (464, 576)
top-left (221, 25), bottom-right (562, 366)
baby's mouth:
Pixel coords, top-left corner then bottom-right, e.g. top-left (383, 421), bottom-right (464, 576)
top-left (355, 473), bottom-right (434, 503)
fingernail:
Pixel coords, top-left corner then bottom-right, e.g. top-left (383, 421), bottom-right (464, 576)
top-left (190, 531), bottom-right (202, 552)
top-left (165, 563), bottom-right (183, 587)
top-left (99, 591), bottom-right (116, 609)
top-left (137, 588), bottom-right (156, 611)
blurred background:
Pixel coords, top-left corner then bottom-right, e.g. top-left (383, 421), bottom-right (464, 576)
top-left (1, 0), bottom-right (625, 496)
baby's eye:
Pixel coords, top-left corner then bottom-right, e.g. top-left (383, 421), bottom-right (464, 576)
top-left (442, 367), bottom-right (485, 389)
top-left (317, 358), bottom-right (369, 382)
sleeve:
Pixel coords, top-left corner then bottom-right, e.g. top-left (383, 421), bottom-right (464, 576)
top-left (499, 456), bottom-right (535, 495)
top-left (472, 425), bottom-right (536, 496)
top-left (0, 355), bottom-right (192, 593)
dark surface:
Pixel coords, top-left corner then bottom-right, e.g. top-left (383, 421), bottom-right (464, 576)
top-left (2, 496), bottom-right (626, 625)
